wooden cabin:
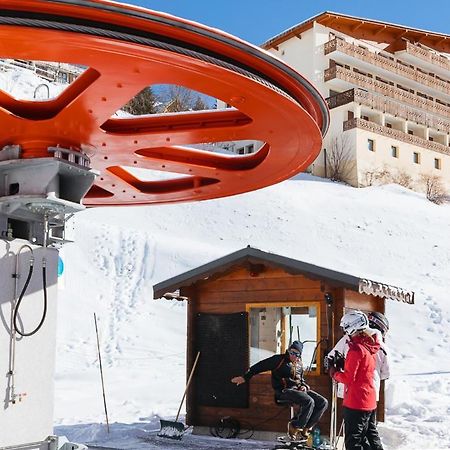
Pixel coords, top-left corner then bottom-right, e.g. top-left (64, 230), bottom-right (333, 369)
top-left (153, 246), bottom-right (414, 440)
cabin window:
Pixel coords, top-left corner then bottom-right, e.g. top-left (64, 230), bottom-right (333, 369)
top-left (247, 303), bottom-right (320, 374)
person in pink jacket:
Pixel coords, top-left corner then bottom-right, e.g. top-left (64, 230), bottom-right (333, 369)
top-left (329, 311), bottom-right (384, 450)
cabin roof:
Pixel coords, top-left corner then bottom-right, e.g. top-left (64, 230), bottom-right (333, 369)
top-left (153, 246), bottom-right (414, 304)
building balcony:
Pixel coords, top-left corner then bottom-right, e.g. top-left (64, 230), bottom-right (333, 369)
top-left (327, 88), bottom-right (450, 132)
top-left (343, 117), bottom-right (450, 156)
top-left (399, 41), bottom-right (450, 74)
top-left (324, 65), bottom-right (450, 119)
top-left (324, 38), bottom-right (450, 97)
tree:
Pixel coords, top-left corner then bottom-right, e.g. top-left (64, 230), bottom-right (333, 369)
top-left (363, 166), bottom-right (392, 187)
top-left (161, 85), bottom-right (211, 112)
top-left (122, 87), bottom-right (159, 115)
top-left (192, 95), bottom-right (207, 111)
top-left (419, 173), bottom-right (447, 204)
top-left (391, 170), bottom-right (412, 189)
top-left (325, 135), bottom-right (355, 183)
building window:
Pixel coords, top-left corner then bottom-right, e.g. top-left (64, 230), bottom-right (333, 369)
top-left (248, 303), bottom-right (320, 373)
top-left (429, 136), bottom-right (434, 142)
top-left (408, 130), bottom-right (414, 135)
top-left (435, 158), bottom-right (442, 169)
top-left (386, 122), bottom-right (392, 128)
top-left (391, 146), bottom-right (399, 158)
top-left (367, 139), bottom-right (375, 152)
top-left (413, 152), bottom-right (421, 164)
top-left (362, 115), bottom-right (369, 121)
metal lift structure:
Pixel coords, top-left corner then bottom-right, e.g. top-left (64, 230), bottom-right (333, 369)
top-left (0, 1), bottom-right (328, 448)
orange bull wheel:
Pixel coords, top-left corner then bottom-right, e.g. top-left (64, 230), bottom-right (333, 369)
top-left (0, 0), bottom-right (328, 206)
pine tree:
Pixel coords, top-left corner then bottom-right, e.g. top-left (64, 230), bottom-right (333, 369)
top-left (122, 87), bottom-right (158, 115)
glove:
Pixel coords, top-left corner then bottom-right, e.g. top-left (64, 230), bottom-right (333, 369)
top-left (328, 367), bottom-right (337, 378)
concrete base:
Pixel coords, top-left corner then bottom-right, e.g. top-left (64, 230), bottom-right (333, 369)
top-left (193, 426), bottom-right (284, 442)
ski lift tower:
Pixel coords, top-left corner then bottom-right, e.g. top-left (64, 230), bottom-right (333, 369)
top-left (0, 1), bottom-right (328, 448)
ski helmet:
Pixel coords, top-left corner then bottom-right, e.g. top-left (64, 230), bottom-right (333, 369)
top-left (368, 311), bottom-right (389, 337)
top-left (340, 310), bottom-right (369, 336)
top-left (289, 340), bottom-right (304, 354)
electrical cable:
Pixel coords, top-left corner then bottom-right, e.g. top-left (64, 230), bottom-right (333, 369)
top-left (210, 416), bottom-right (242, 439)
top-left (209, 404), bottom-right (290, 440)
top-left (13, 258), bottom-right (48, 337)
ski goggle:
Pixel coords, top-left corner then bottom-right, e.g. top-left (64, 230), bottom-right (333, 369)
top-left (289, 350), bottom-right (301, 358)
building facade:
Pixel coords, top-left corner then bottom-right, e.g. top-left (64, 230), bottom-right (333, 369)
top-left (260, 13), bottom-right (450, 190)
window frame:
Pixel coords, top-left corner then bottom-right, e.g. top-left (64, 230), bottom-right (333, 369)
top-left (434, 158), bottom-right (442, 170)
top-left (246, 301), bottom-right (322, 376)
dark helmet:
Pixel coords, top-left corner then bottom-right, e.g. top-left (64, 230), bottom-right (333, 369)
top-left (289, 340), bottom-right (304, 354)
top-left (368, 311), bottom-right (389, 336)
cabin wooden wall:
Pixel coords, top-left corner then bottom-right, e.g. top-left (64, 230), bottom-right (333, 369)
top-left (184, 264), bottom-right (333, 434)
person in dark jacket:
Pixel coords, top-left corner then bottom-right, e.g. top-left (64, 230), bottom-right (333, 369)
top-left (329, 311), bottom-right (384, 450)
top-left (231, 341), bottom-right (328, 440)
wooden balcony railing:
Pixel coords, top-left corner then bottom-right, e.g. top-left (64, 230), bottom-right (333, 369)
top-left (324, 38), bottom-right (450, 96)
top-left (404, 41), bottom-right (450, 73)
top-left (324, 65), bottom-right (450, 119)
top-left (343, 118), bottom-right (450, 156)
top-left (326, 88), bottom-right (450, 132)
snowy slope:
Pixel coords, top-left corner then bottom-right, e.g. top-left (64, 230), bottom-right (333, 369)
top-left (55, 174), bottom-right (450, 450)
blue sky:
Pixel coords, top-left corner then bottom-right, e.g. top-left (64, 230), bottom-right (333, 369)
top-left (127, 0), bottom-right (450, 45)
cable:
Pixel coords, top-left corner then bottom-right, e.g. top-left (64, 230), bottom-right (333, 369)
top-left (210, 416), bottom-right (242, 439)
top-left (13, 258), bottom-right (48, 337)
top-left (209, 405), bottom-right (290, 440)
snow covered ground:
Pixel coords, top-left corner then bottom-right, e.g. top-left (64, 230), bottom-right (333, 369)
top-left (54, 175), bottom-right (450, 450)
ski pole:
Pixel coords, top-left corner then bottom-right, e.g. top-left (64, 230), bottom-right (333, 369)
top-left (94, 313), bottom-right (110, 433)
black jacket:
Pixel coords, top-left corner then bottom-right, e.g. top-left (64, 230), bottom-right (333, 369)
top-left (243, 352), bottom-right (308, 392)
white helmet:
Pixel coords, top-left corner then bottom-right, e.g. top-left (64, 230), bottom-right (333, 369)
top-left (340, 310), bottom-right (369, 336)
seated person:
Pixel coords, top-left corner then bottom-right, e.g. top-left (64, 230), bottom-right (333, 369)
top-left (231, 340), bottom-right (328, 440)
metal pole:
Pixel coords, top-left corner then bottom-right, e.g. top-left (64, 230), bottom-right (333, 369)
top-left (94, 313), bottom-right (110, 433)
top-left (330, 380), bottom-right (337, 449)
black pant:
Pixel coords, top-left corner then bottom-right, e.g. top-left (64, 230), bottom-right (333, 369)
top-left (276, 389), bottom-right (328, 429)
top-left (343, 407), bottom-right (384, 450)
top-left (362, 410), bottom-right (384, 450)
